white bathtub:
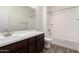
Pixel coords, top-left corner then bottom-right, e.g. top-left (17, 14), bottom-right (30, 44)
top-left (51, 37), bottom-right (79, 51)
top-left (0, 30), bottom-right (44, 47)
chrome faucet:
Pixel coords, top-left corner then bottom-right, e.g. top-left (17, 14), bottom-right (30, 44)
top-left (4, 28), bottom-right (12, 37)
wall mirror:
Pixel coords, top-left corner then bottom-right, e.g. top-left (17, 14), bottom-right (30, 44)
top-left (0, 6), bottom-right (36, 32)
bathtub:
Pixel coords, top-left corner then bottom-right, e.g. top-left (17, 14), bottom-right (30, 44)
top-left (50, 37), bottom-right (79, 51)
top-left (0, 30), bottom-right (44, 47)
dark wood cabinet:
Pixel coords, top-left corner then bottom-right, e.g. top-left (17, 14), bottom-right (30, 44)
top-left (0, 34), bottom-right (44, 53)
top-left (36, 34), bottom-right (44, 52)
top-left (27, 37), bottom-right (36, 53)
top-left (28, 42), bottom-right (36, 53)
top-left (15, 46), bottom-right (27, 53)
top-left (0, 39), bottom-right (27, 53)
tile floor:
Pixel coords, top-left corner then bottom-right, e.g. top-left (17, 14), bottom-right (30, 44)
top-left (42, 43), bottom-right (79, 53)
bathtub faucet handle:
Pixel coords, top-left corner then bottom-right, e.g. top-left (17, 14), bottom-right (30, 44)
top-left (48, 29), bottom-right (51, 32)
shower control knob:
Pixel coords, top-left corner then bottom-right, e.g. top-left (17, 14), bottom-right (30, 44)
top-left (50, 24), bottom-right (53, 25)
top-left (48, 29), bottom-right (51, 32)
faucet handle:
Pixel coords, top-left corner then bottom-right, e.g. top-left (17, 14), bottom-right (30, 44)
top-left (48, 29), bottom-right (51, 32)
top-left (4, 28), bottom-right (8, 32)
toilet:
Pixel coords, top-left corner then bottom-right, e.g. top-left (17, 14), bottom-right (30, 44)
top-left (45, 37), bottom-right (52, 48)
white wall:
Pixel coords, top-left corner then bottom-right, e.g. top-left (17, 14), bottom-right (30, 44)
top-left (51, 6), bottom-right (74, 12)
top-left (36, 7), bottom-right (43, 31)
top-left (30, 6), bottom-right (38, 10)
top-left (0, 6), bottom-right (36, 32)
top-left (36, 6), bottom-right (52, 37)
top-left (43, 7), bottom-right (48, 37)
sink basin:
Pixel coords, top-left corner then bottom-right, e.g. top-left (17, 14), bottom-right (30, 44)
top-left (0, 32), bottom-right (13, 38)
top-left (0, 35), bottom-right (22, 47)
top-left (0, 33), bottom-right (5, 38)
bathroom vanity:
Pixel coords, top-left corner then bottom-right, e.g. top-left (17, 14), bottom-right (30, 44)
top-left (0, 30), bottom-right (44, 53)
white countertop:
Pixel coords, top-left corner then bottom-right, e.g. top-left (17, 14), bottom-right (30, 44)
top-left (0, 30), bottom-right (44, 47)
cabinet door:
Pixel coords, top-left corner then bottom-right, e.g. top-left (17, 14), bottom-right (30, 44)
top-left (0, 39), bottom-right (27, 53)
top-left (36, 34), bottom-right (44, 52)
top-left (28, 37), bottom-right (36, 53)
top-left (15, 46), bottom-right (27, 53)
top-left (36, 38), bottom-right (44, 52)
top-left (28, 43), bottom-right (36, 53)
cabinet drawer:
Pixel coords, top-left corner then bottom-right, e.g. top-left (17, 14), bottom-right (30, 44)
top-left (0, 39), bottom-right (27, 53)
